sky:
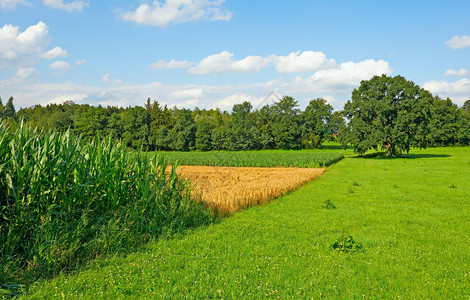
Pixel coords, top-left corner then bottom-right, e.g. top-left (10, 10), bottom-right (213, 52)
top-left (1, 0), bottom-right (470, 111)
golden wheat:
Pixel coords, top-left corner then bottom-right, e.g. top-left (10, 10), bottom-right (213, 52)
top-left (171, 166), bottom-right (324, 213)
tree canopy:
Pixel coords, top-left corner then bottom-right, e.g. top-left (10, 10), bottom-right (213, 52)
top-left (343, 75), bottom-right (434, 156)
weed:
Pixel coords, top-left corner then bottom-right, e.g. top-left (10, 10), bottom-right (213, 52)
top-left (348, 187), bottom-right (355, 193)
top-left (449, 184), bottom-right (457, 189)
top-left (330, 233), bottom-right (364, 253)
top-left (322, 199), bottom-right (336, 210)
top-left (352, 181), bottom-right (360, 186)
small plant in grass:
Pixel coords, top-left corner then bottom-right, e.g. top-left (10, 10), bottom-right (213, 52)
top-left (449, 184), bottom-right (457, 189)
top-left (348, 187), bottom-right (355, 193)
top-left (322, 199), bottom-right (336, 210)
top-left (352, 181), bottom-right (360, 186)
top-left (330, 232), bottom-right (364, 253)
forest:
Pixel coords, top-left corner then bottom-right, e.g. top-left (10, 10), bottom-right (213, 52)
top-left (1, 75), bottom-right (470, 152)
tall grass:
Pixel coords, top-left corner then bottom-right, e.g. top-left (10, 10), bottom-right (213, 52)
top-left (0, 121), bottom-right (213, 290)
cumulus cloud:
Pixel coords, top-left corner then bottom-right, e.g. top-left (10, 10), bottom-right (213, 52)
top-left (274, 51), bottom-right (337, 73)
top-left (180, 50), bottom-right (338, 75)
top-left (189, 51), bottom-right (273, 74)
top-left (42, 93), bottom-right (88, 105)
top-left (445, 35), bottom-right (470, 50)
top-left (148, 59), bottom-right (193, 70)
top-left (2, 50), bottom-right (395, 111)
top-left (74, 59), bottom-right (86, 65)
top-left (42, 46), bottom-right (67, 59)
top-left (444, 68), bottom-right (470, 77)
top-left (102, 72), bottom-right (123, 85)
top-left (0, 0), bottom-right (30, 9)
top-left (278, 59), bottom-right (393, 94)
top-left (43, 0), bottom-right (88, 12)
top-left (16, 67), bottom-right (35, 78)
top-left (49, 60), bottom-right (70, 71)
top-left (0, 21), bottom-right (49, 69)
top-left (120, 0), bottom-right (232, 27)
top-left (169, 88), bottom-right (204, 99)
top-left (212, 92), bottom-right (263, 111)
top-left (423, 79), bottom-right (470, 106)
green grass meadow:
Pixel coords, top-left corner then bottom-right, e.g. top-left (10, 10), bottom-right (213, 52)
top-left (24, 147), bottom-right (470, 298)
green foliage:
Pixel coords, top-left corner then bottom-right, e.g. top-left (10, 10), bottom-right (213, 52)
top-left (462, 99), bottom-right (470, 113)
top-left (3, 97), bottom-right (16, 120)
top-left (344, 75), bottom-right (434, 156)
top-left (428, 97), bottom-right (459, 146)
top-left (270, 96), bottom-right (302, 149)
top-left (152, 150), bottom-right (344, 168)
top-left (195, 116), bottom-right (215, 151)
top-left (0, 121), bottom-right (214, 289)
top-left (301, 98), bottom-right (333, 148)
top-left (0, 97), bottom-right (4, 117)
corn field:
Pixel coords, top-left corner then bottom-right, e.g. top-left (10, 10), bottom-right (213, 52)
top-left (153, 150), bottom-right (343, 168)
top-left (0, 121), bottom-right (213, 287)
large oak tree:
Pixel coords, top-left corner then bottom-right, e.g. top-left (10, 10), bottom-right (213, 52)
top-left (344, 75), bottom-right (434, 156)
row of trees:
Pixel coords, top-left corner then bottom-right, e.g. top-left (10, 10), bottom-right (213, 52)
top-left (11, 97), bottom-right (343, 151)
top-left (2, 74), bottom-right (470, 154)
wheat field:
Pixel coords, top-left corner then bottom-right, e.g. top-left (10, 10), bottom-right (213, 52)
top-left (172, 166), bottom-right (325, 213)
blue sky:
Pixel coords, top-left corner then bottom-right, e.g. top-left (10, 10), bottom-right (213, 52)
top-left (1, 0), bottom-right (469, 111)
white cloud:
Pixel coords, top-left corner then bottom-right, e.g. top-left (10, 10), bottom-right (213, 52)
top-left (322, 95), bottom-right (336, 106)
top-left (74, 59), bottom-right (86, 65)
top-left (42, 93), bottom-right (88, 105)
top-left (120, 0), bottom-right (232, 27)
top-left (169, 88), bottom-right (204, 99)
top-left (445, 35), bottom-right (470, 50)
top-left (213, 92), bottom-right (261, 111)
top-left (423, 78), bottom-right (470, 106)
top-left (189, 51), bottom-right (273, 74)
top-left (148, 59), bottom-right (193, 70)
top-left (0, 0), bottom-right (30, 9)
top-left (1, 53), bottom-right (394, 111)
top-left (102, 72), bottom-right (123, 84)
top-left (279, 59), bottom-right (393, 94)
top-left (15, 67), bottom-right (35, 78)
top-left (43, 0), bottom-right (88, 12)
top-left (444, 68), bottom-right (470, 77)
top-left (49, 60), bottom-right (70, 71)
top-left (274, 51), bottom-right (337, 73)
top-left (42, 46), bottom-right (67, 59)
top-left (0, 21), bottom-right (49, 69)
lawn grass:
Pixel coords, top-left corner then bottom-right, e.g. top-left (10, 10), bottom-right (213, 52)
top-left (24, 147), bottom-right (470, 299)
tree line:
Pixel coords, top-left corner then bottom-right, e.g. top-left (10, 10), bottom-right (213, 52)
top-left (1, 75), bottom-right (469, 153)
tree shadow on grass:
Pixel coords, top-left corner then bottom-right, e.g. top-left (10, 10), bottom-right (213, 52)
top-left (321, 144), bottom-right (353, 150)
top-left (351, 152), bottom-right (451, 159)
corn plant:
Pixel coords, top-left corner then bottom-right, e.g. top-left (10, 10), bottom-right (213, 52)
top-left (0, 121), bottom-right (213, 288)
top-left (151, 151), bottom-right (344, 168)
